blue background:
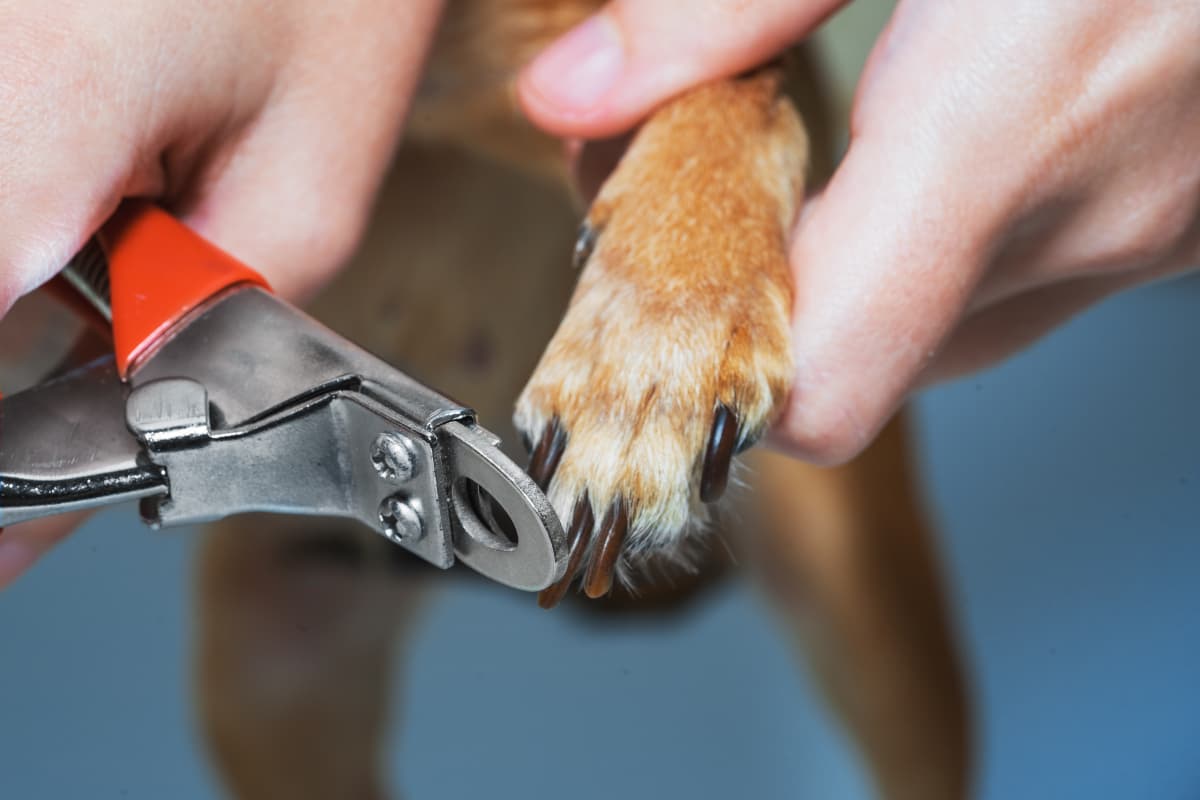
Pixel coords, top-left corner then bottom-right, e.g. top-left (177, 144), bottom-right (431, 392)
top-left (2, 275), bottom-right (1198, 799)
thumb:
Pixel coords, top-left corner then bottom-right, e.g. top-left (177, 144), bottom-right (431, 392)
top-left (517, 0), bottom-right (847, 139)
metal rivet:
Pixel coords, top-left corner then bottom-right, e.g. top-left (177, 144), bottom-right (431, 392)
top-left (379, 495), bottom-right (423, 543)
top-left (371, 432), bottom-right (418, 483)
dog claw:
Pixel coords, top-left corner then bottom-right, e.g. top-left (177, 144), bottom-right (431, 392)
top-left (584, 498), bottom-right (629, 598)
top-left (572, 222), bottom-right (599, 270)
top-left (537, 495), bottom-right (595, 610)
top-left (527, 418), bottom-right (567, 491)
top-left (700, 404), bottom-right (739, 503)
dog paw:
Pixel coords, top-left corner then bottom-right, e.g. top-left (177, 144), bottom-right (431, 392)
top-left (514, 71), bottom-right (809, 606)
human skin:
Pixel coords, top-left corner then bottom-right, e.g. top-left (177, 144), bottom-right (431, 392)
top-left (519, 0), bottom-right (1200, 465)
top-left (0, 0), bottom-right (444, 586)
top-left (0, 0), bottom-right (444, 312)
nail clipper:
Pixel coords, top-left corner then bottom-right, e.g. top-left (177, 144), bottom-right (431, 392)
top-left (0, 202), bottom-right (567, 591)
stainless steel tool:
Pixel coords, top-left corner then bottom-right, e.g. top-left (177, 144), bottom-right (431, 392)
top-left (0, 202), bottom-right (566, 591)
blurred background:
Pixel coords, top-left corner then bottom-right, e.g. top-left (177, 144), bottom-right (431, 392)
top-left (3, 3), bottom-right (1200, 798)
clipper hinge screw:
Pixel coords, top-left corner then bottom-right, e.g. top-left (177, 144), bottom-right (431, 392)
top-left (379, 495), bottom-right (424, 544)
top-left (371, 432), bottom-right (418, 483)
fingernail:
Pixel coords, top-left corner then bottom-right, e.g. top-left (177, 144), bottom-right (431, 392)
top-left (524, 14), bottom-right (624, 113)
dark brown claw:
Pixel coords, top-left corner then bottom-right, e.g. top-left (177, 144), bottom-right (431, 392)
top-left (700, 404), bottom-right (739, 502)
top-left (537, 496), bottom-right (595, 610)
top-left (584, 498), bottom-right (629, 599)
top-left (572, 221), bottom-right (599, 270)
top-left (527, 418), bottom-right (567, 491)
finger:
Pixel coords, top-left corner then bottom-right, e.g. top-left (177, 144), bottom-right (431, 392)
top-left (518, 0), bottom-right (849, 139)
top-left (0, 133), bottom-right (142, 320)
top-left (966, 200), bottom-right (1200, 316)
top-left (0, 514), bottom-right (88, 590)
top-left (0, 27), bottom-right (169, 317)
top-left (173, 107), bottom-right (394, 304)
top-left (772, 130), bottom-right (1002, 465)
top-left (173, 4), bottom-right (441, 304)
top-left (921, 267), bottom-right (1195, 386)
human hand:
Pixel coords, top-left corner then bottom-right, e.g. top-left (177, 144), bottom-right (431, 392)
top-left (517, 0), bottom-right (1200, 464)
top-left (0, 0), bottom-right (444, 587)
top-left (0, 0), bottom-right (443, 313)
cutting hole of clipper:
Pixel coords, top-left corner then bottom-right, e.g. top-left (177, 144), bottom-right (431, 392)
top-left (461, 478), bottom-right (519, 549)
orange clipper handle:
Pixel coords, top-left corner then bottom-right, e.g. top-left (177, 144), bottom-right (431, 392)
top-left (98, 202), bottom-right (271, 377)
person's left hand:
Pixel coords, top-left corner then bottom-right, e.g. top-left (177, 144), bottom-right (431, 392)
top-left (516, 0), bottom-right (1200, 465)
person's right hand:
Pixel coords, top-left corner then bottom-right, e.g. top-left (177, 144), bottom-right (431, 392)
top-left (0, 0), bottom-right (445, 587)
top-left (1, 0), bottom-right (443, 314)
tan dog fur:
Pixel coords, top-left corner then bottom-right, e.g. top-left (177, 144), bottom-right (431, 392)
top-left (516, 70), bottom-right (805, 583)
top-left (194, 2), bottom-right (973, 798)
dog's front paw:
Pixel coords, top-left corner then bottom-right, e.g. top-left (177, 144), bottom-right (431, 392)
top-left (515, 71), bottom-right (809, 607)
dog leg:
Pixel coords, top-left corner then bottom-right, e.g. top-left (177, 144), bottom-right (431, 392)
top-left (749, 414), bottom-right (973, 800)
top-left (196, 518), bottom-right (426, 800)
top-left (515, 68), bottom-right (805, 602)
